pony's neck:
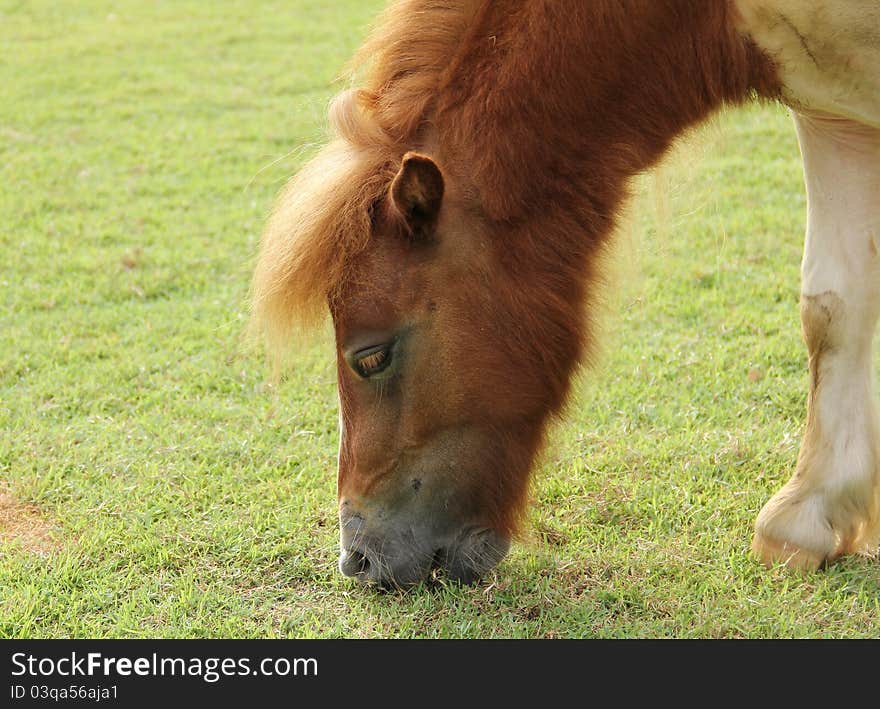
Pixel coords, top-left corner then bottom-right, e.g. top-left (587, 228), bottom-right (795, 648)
top-left (435, 0), bottom-right (779, 224)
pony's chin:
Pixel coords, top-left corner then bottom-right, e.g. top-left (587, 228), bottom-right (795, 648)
top-left (438, 528), bottom-right (511, 585)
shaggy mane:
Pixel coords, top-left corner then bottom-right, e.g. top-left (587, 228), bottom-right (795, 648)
top-left (249, 0), bottom-right (481, 361)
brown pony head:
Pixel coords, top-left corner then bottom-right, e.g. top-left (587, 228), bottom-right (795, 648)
top-left (251, 89), bottom-right (588, 587)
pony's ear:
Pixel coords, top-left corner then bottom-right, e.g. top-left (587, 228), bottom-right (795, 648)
top-left (390, 152), bottom-right (444, 238)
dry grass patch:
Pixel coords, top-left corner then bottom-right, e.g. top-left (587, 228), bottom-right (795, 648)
top-left (0, 488), bottom-right (57, 555)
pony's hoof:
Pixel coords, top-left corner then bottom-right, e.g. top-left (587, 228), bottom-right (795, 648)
top-left (751, 532), bottom-right (829, 571)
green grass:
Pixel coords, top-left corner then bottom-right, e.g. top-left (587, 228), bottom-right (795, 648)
top-left (2, 0), bottom-right (878, 639)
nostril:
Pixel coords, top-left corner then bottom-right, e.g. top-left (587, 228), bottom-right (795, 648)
top-left (353, 551), bottom-right (370, 574)
top-left (339, 548), bottom-right (371, 578)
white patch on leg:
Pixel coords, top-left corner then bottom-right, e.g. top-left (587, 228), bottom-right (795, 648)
top-left (753, 112), bottom-right (880, 568)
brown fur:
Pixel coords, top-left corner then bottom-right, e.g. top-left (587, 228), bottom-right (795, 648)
top-left (252, 0), bottom-right (779, 352)
top-left (251, 1), bottom-right (781, 539)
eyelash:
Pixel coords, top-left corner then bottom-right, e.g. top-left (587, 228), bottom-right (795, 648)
top-left (354, 345), bottom-right (392, 378)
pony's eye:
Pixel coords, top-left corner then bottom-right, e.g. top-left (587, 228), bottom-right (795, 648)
top-left (354, 344), bottom-right (392, 378)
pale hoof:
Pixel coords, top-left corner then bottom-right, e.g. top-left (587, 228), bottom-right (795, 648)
top-left (751, 532), bottom-right (830, 571)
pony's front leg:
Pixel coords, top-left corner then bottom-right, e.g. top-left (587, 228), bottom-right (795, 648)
top-left (752, 111), bottom-right (880, 570)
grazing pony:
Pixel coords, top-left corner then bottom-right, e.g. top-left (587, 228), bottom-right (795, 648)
top-left (251, 0), bottom-right (880, 586)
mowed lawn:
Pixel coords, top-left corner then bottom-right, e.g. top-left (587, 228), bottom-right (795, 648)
top-left (3, 0), bottom-right (879, 639)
